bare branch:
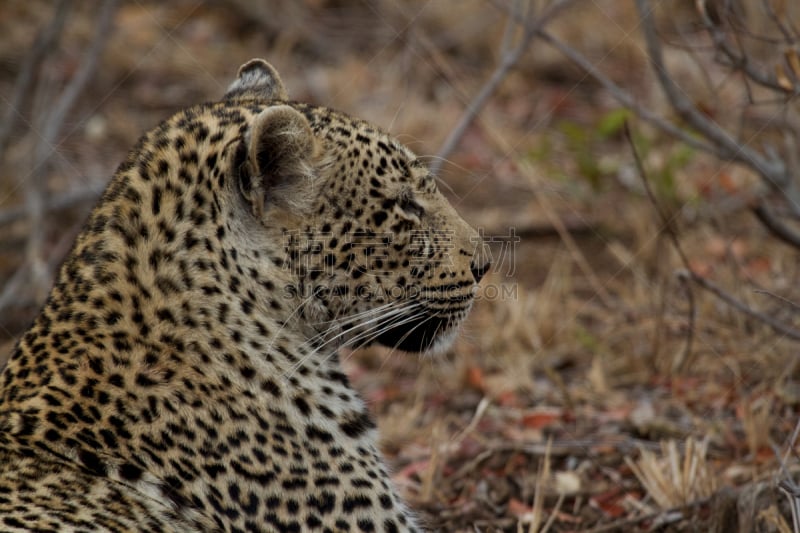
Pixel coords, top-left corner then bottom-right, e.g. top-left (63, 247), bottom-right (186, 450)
top-left (688, 271), bottom-right (800, 342)
top-left (777, 418), bottom-right (800, 482)
top-left (35, 0), bottom-right (119, 161)
top-left (0, 220), bottom-right (82, 315)
top-left (762, 0), bottom-right (800, 43)
top-left (752, 203), bottom-right (800, 249)
top-left (21, 0), bottom-right (118, 301)
top-left (634, 0), bottom-right (789, 193)
top-left (531, 3), bottom-right (800, 248)
top-left (699, 7), bottom-right (793, 94)
top-left (0, 268), bottom-right (31, 318)
top-left (0, 0), bottom-right (70, 159)
top-left (430, 0), bottom-right (577, 175)
top-left (535, 30), bottom-right (720, 156)
top-left (0, 185), bottom-right (101, 228)
top-left (753, 289), bottom-right (800, 314)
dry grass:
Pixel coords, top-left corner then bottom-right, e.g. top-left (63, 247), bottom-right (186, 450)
top-left (1, 1), bottom-right (799, 531)
top-left (626, 437), bottom-right (717, 510)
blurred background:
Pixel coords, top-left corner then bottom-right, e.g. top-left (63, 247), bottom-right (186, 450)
top-left (1, 1), bottom-right (799, 530)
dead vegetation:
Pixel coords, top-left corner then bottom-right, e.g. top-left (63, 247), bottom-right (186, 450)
top-left (1, 0), bottom-right (799, 531)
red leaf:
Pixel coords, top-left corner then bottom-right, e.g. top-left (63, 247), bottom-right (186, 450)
top-left (522, 408), bottom-right (562, 429)
top-left (465, 366), bottom-right (486, 391)
top-left (396, 460), bottom-right (429, 480)
top-left (507, 498), bottom-right (532, 518)
top-left (591, 488), bottom-right (626, 518)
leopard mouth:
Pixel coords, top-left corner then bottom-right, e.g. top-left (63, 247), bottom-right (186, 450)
top-left (375, 313), bottom-right (453, 352)
top-left (375, 297), bottom-right (472, 353)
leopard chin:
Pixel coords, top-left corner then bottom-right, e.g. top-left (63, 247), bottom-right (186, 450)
top-left (375, 305), bottom-right (469, 354)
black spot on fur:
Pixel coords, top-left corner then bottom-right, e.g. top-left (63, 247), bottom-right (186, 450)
top-left (339, 410), bottom-right (375, 439)
top-left (78, 449), bottom-right (107, 476)
top-left (372, 211), bottom-right (387, 226)
top-left (120, 462), bottom-right (143, 481)
top-left (293, 396), bottom-right (311, 415)
top-left (342, 494), bottom-right (372, 513)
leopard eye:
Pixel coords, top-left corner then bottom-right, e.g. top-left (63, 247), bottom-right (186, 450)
top-left (398, 196), bottom-right (424, 219)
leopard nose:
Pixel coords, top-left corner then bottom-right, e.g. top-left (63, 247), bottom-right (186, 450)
top-left (470, 260), bottom-right (490, 283)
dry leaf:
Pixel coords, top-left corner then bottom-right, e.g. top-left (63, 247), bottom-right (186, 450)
top-left (555, 471), bottom-right (582, 494)
top-left (776, 63), bottom-right (795, 92)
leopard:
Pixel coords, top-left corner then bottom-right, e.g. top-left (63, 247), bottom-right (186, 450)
top-left (0, 59), bottom-right (490, 532)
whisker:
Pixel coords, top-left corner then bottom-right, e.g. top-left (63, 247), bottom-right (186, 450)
top-left (300, 300), bottom-right (420, 352)
top-left (377, 312), bottom-right (437, 373)
top-left (312, 300), bottom-right (397, 327)
top-left (380, 311), bottom-right (439, 362)
top-left (331, 309), bottom-right (437, 372)
top-left (326, 303), bottom-right (424, 353)
top-left (341, 308), bottom-right (426, 351)
top-left (284, 301), bottom-right (424, 379)
top-left (285, 310), bottom-right (420, 381)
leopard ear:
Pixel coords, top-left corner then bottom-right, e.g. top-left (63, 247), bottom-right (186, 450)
top-left (238, 105), bottom-right (318, 216)
top-left (225, 59), bottom-right (288, 100)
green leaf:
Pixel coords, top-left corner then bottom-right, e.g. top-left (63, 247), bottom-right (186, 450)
top-left (597, 108), bottom-right (631, 139)
top-left (575, 326), bottom-right (599, 351)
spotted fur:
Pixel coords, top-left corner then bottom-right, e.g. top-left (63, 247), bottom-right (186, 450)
top-left (0, 59), bottom-right (490, 532)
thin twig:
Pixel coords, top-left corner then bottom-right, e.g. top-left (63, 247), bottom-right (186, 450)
top-left (581, 496), bottom-right (713, 533)
top-left (689, 272), bottom-right (800, 341)
top-left (762, 0), bottom-right (800, 43)
top-left (505, 2), bottom-right (800, 250)
top-left (539, 15), bottom-right (800, 247)
top-left (672, 272), bottom-right (696, 373)
top-left (624, 123), bottom-right (695, 372)
top-left (634, 0), bottom-right (789, 192)
top-left (777, 481), bottom-right (800, 533)
top-left (697, 2), bottom-right (794, 95)
top-left (491, 436), bottom-right (666, 456)
top-left (483, 125), bottom-right (615, 308)
top-left (450, 396), bottom-right (490, 445)
top-left (753, 289), bottom-right (800, 314)
top-left (536, 30), bottom-right (719, 156)
top-left (777, 419), bottom-right (800, 483)
top-left (429, 0), bottom-right (577, 175)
